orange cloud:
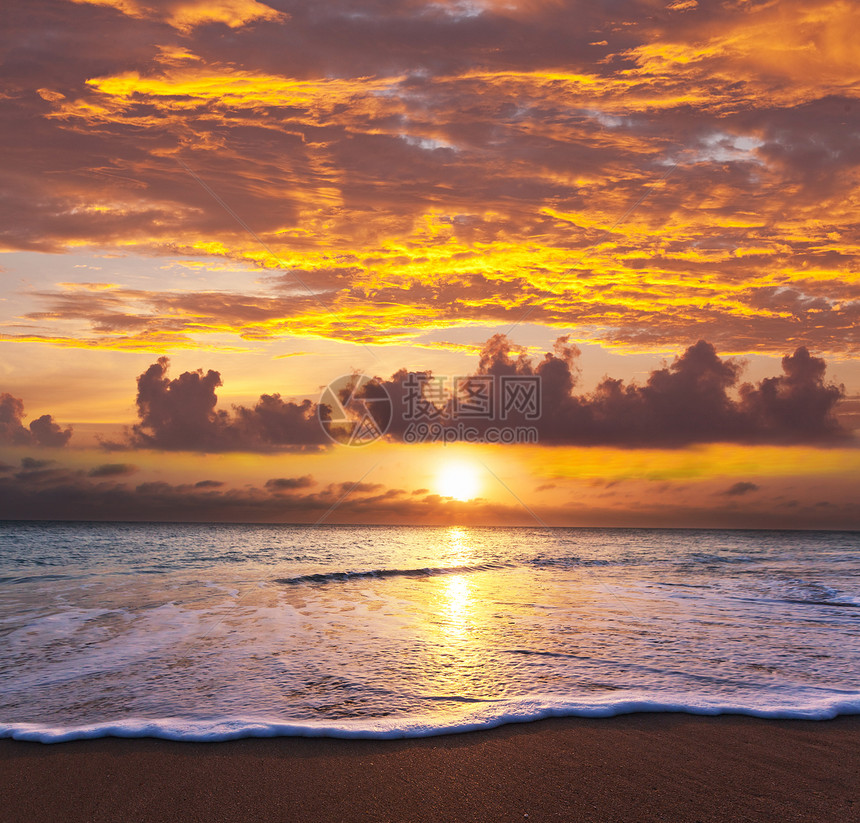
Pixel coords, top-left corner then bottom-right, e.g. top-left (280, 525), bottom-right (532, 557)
top-left (0, 0), bottom-right (857, 358)
top-left (67, 0), bottom-right (287, 32)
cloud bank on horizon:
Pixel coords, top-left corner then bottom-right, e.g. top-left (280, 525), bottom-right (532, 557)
top-left (0, 337), bottom-right (851, 451)
top-left (0, 0), bottom-right (857, 356)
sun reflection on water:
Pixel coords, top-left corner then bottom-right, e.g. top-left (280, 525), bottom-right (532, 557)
top-left (443, 525), bottom-right (471, 566)
top-left (434, 529), bottom-right (476, 640)
top-left (441, 574), bottom-right (471, 639)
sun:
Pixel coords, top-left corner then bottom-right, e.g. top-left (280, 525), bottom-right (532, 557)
top-left (436, 461), bottom-right (482, 501)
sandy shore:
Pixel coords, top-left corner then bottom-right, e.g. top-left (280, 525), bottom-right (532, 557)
top-left (2, 714), bottom-right (858, 822)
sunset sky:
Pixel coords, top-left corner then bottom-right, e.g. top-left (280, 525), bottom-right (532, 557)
top-left (1, 0), bottom-right (858, 527)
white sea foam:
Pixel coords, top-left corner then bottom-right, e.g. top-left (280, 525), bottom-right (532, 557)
top-left (4, 693), bottom-right (860, 744)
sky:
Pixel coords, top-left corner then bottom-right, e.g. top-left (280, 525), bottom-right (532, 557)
top-left (0, 0), bottom-right (858, 527)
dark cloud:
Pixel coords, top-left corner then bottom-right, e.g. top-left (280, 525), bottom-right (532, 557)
top-left (131, 358), bottom-right (223, 450)
top-left (1, 395), bottom-right (36, 445)
top-left (738, 347), bottom-right (847, 441)
top-left (128, 356), bottom-right (327, 452)
top-left (28, 414), bottom-right (74, 447)
top-left (13, 457), bottom-right (70, 485)
top-left (721, 482), bottom-right (760, 496)
top-left (0, 394), bottom-right (72, 447)
top-left (88, 463), bottom-right (137, 477)
top-left (86, 338), bottom-right (854, 452)
top-left (21, 457), bottom-right (53, 470)
top-left (364, 336), bottom-right (850, 447)
top-left (0, 461), bottom-right (856, 528)
top-left (265, 475), bottom-right (316, 491)
top-left (194, 479), bottom-right (225, 488)
top-left (337, 481), bottom-right (383, 493)
top-left (0, 465), bottom-right (518, 524)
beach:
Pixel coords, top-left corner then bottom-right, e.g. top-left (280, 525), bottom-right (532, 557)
top-left (2, 714), bottom-right (858, 822)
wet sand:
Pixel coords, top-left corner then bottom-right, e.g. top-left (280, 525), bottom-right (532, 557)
top-left (2, 714), bottom-right (858, 822)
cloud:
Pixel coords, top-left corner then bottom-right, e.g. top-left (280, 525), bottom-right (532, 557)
top-left (6, 339), bottom-right (846, 454)
top-left (127, 356), bottom-right (327, 451)
top-left (337, 481), bottom-right (383, 494)
top-left (0, 393), bottom-right (72, 448)
top-left (364, 336), bottom-right (849, 447)
top-left (265, 475), bottom-right (316, 491)
top-left (20, 457), bottom-right (53, 470)
top-left (0, 464), bottom-right (515, 524)
top-left (45, 338), bottom-right (847, 452)
top-left (721, 481), bottom-right (760, 496)
top-left (0, 458), bottom-right (856, 528)
top-left (1, 1), bottom-right (857, 355)
top-left (738, 347), bottom-right (847, 440)
top-left (67, 0), bottom-right (287, 33)
top-left (88, 462), bottom-right (138, 477)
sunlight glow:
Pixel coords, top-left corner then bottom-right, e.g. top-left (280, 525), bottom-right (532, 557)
top-left (436, 461), bottom-right (482, 501)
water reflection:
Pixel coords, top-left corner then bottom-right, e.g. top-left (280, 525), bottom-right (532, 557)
top-left (405, 528), bottom-right (504, 702)
top-left (443, 526), bottom-right (471, 566)
top-left (438, 527), bottom-right (475, 639)
top-left (441, 574), bottom-right (471, 639)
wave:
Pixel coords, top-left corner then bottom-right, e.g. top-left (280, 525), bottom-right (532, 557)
top-left (0, 573), bottom-right (81, 585)
top-left (4, 693), bottom-right (860, 743)
top-left (274, 562), bottom-right (510, 586)
top-left (731, 579), bottom-right (860, 609)
top-left (777, 598), bottom-right (859, 609)
top-left (530, 553), bottom-right (759, 570)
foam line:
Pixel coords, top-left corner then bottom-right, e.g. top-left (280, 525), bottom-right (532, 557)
top-left (4, 695), bottom-right (860, 744)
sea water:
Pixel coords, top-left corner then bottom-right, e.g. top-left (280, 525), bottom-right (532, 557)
top-left (1, 523), bottom-right (858, 742)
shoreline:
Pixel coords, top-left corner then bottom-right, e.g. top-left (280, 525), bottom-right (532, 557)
top-left (2, 713), bottom-right (858, 822)
top-left (4, 702), bottom-right (860, 744)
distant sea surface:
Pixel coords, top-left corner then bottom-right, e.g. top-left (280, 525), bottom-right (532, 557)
top-left (1, 523), bottom-right (858, 742)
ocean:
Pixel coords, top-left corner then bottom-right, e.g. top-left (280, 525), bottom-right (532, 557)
top-left (1, 523), bottom-right (858, 743)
